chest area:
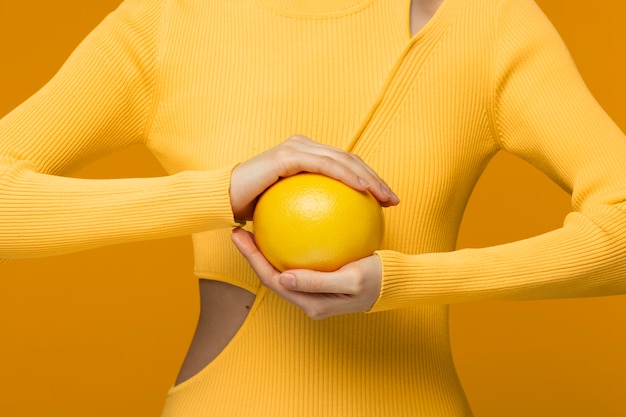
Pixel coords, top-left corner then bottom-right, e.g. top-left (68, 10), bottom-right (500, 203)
top-left (147, 0), bottom-right (410, 170)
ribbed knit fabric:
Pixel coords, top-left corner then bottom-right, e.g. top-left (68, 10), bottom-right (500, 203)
top-left (1, 0), bottom-right (626, 415)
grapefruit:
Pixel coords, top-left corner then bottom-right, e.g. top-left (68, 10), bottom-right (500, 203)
top-left (252, 173), bottom-right (384, 272)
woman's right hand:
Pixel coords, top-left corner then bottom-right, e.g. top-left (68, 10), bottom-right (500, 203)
top-left (229, 135), bottom-right (399, 221)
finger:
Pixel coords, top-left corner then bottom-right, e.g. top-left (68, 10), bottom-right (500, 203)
top-left (279, 149), bottom-right (399, 206)
top-left (284, 137), bottom-right (400, 206)
top-left (230, 228), bottom-right (279, 285)
top-left (287, 138), bottom-right (373, 184)
top-left (279, 269), bottom-right (362, 295)
top-left (336, 153), bottom-right (400, 207)
top-left (230, 229), bottom-right (330, 303)
top-left (275, 148), bottom-right (361, 188)
top-left (296, 293), bottom-right (353, 320)
top-left (231, 227), bottom-right (366, 319)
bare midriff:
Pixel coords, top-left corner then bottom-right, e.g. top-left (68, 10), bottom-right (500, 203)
top-left (175, 280), bottom-right (255, 386)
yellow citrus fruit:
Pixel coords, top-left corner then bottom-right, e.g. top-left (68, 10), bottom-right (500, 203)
top-left (252, 173), bottom-right (384, 272)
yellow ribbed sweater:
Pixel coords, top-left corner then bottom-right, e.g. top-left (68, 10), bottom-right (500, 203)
top-left (1, 0), bottom-right (626, 415)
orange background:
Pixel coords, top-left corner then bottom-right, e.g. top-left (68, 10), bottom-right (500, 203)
top-left (1, 1), bottom-right (625, 416)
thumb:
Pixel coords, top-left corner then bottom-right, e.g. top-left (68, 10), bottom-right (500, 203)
top-left (279, 269), bottom-right (359, 295)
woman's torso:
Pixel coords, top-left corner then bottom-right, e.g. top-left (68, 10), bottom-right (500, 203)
top-left (149, 0), bottom-right (497, 414)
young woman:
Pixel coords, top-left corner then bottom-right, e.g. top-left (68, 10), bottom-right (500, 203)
top-left (1, 0), bottom-right (625, 415)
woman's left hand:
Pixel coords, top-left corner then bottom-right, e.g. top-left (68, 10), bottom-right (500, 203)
top-left (230, 228), bottom-right (382, 320)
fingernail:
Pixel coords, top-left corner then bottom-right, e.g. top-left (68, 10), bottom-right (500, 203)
top-left (381, 185), bottom-right (400, 203)
top-left (280, 273), bottom-right (297, 289)
top-left (230, 235), bottom-right (242, 249)
top-left (381, 184), bottom-right (393, 198)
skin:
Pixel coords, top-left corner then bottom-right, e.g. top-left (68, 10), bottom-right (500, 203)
top-left (175, 0), bottom-right (442, 385)
top-left (176, 135), bottom-right (398, 385)
top-left (411, 0), bottom-right (444, 36)
top-left (230, 0), bottom-right (442, 319)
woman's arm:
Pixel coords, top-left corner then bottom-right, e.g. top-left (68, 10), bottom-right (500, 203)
top-left (233, 0), bottom-right (626, 318)
top-left (367, 0), bottom-right (626, 311)
top-left (0, 0), bottom-right (241, 259)
top-left (0, 0), bottom-right (398, 260)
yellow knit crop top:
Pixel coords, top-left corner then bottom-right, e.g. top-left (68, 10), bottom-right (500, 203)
top-left (2, 0), bottom-right (626, 415)
top-left (2, 0), bottom-right (625, 305)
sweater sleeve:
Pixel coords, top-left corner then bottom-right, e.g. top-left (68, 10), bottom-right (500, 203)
top-left (0, 0), bottom-right (237, 260)
top-left (370, 0), bottom-right (626, 312)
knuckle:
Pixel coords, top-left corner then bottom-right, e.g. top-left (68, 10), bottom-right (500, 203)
top-left (287, 134), bottom-right (309, 143)
top-left (348, 277), bottom-right (363, 294)
top-left (304, 306), bottom-right (327, 320)
top-left (347, 265), bottom-right (367, 293)
top-left (273, 149), bottom-right (296, 174)
top-left (351, 153), bottom-right (364, 163)
top-left (337, 151), bottom-right (354, 163)
top-left (273, 146), bottom-right (291, 159)
top-left (258, 274), bottom-right (272, 288)
top-left (306, 277), bottom-right (325, 292)
top-left (316, 155), bottom-right (334, 169)
top-left (279, 137), bottom-right (300, 154)
top-left (340, 164), bottom-right (355, 179)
